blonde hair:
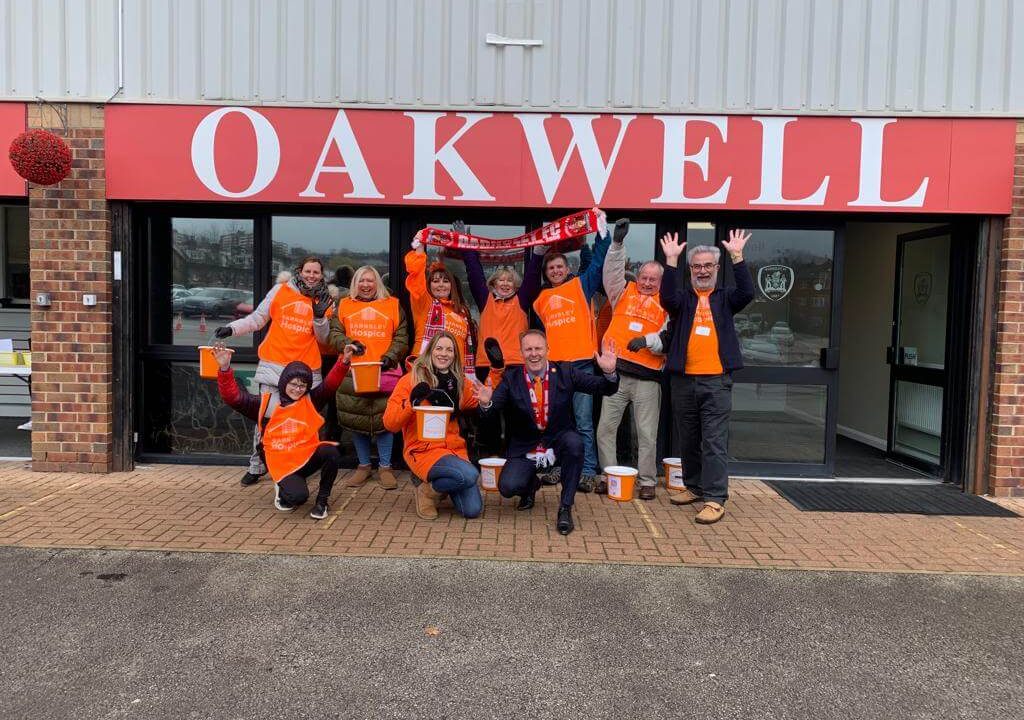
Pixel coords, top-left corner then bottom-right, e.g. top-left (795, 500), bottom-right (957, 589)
top-left (412, 332), bottom-right (464, 388)
top-left (348, 265), bottom-right (390, 301)
top-left (487, 266), bottom-right (521, 292)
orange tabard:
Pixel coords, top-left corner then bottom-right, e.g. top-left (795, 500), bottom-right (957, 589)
top-left (259, 283), bottom-right (322, 370)
top-left (258, 393), bottom-right (336, 482)
top-left (478, 295), bottom-right (526, 367)
top-left (603, 283), bottom-right (668, 371)
top-left (336, 296), bottom-right (401, 362)
top-left (684, 289), bottom-right (724, 375)
top-left (533, 277), bottom-right (597, 362)
top-left (405, 251), bottom-right (472, 362)
top-left (595, 299), bottom-right (613, 347)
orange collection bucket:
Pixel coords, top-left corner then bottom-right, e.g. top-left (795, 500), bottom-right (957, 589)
top-left (198, 346), bottom-right (232, 379)
top-left (478, 457), bottom-right (506, 492)
top-left (350, 361), bottom-right (382, 394)
top-left (662, 457), bottom-right (685, 492)
top-left (604, 465), bottom-right (638, 502)
top-left (413, 405), bottom-right (453, 442)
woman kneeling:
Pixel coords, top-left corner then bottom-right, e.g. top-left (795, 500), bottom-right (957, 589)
top-left (216, 344), bottom-right (354, 519)
top-left (384, 332), bottom-right (484, 520)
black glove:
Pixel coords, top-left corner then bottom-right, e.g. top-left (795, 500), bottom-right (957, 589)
top-left (627, 336), bottom-right (647, 353)
top-left (350, 340), bottom-right (366, 356)
top-left (214, 326), bottom-right (232, 339)
top-left (427, 389), bottom-right (455, 408)
top-left (613, 218), bottom-right (630, 243)
top-left (380, 355), bottom-right (395, 371)
top-left (452, 219), bottom-right (467, 235)
top-left (312, 289), bottom-right (333, 319)
top-left (484, 337), bottom-right (504, 370)
top-left (410, 382), bottom-right (432, 405)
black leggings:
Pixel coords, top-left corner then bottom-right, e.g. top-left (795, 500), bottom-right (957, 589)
top-left (277, 445), bottom-right (341, 506)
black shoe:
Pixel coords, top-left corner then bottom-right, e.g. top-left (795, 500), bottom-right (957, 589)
top-left (310, 500), bottom-right (329, 520)
top-left (273, 484), bottom-right (295, 513)
top-left (577, 474), bottom-right (595, 493)
top-left (517, 492), bottom-right (535, 511)
top-left (240, 471), bottom-right (262, 486)
top-left (594, 475), bottom-right (608, 495)
top-left (556, 506), bottom-right (574, 535)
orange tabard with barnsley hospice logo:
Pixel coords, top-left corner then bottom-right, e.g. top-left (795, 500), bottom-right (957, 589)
top-left (479, 296), bottom-right (526, 366)
top-left (604, 283), bottom-right (669, 371)
top-left (533, 277), bottom-right (597, 362)
top-left (258, 393), bottom-right (336, 482)
top-left (337, 296), bottom-right (401, 362)
top-left (259, 283), bottom-right (322, 370)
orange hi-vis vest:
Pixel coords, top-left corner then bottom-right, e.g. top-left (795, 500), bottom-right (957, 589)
top-left (405, 251), bottom-right (472, 362)
top-left (259, 283), bottom-right (322, 370)
top-left (533, 276), bottom-right (597, 362)
top-left (604, 283), bottom-right (669, 371)
top-left (258, 393), bottom-right (336, 482)
top-left (479, 294), bottom-right (526, 367)
top-left (595, 299), bottom-right (613, 346)
top-left (337, 296), bottom-right (401, 362)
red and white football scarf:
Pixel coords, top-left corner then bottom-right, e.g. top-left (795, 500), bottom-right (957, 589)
top-left (525, 367), bottom-right (550, 431)
top-left (421, 209), bottom-right (602, 254)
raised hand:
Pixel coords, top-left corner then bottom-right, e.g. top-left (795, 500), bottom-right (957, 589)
top-left (471, 376), bottom-right (494, 406)
top-left (722, 229), bottom-right (751, 259)
top-left (213, 326), bottom-right (232, 339)
top-left (412, 229), bottom-right (426, 253)
top-left (613, 218), bottom-right (630, 244)
top-left (659, 232), bottom-right (686, 267)
top-left (594, 207), bottom-right (608, 236)
top-left (312, 289), bottom-right (333, 319)
top-left (213, 345), bottom-right (233, 371)
top-left (595, 339), bottom-right (618, 375)
top-left (452, 220), bottom-right (467, 235)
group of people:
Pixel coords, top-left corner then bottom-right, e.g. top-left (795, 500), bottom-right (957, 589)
top-left (211, 208), bottom-right (754, 534)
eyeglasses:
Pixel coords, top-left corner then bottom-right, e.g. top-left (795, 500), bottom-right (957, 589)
top-left (689, 262), bottom-right (719, 271)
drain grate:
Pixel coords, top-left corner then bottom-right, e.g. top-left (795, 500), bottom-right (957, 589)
top-left (764, 481), bottom-right (1020, 517)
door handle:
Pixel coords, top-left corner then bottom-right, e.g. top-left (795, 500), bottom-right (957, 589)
top-left (819, 347), bottom-right (839, 370)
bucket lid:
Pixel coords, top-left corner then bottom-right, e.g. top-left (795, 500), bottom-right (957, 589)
top-left (479, 457), bottom-right (506, 467)
top-left (662, 457), bottom-right (682, 465)
top-left (604, 465), bottom-right (639, 476)
top-left (413, 405), bottom-right (454, 413)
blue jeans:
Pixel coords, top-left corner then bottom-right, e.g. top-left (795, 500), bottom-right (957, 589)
top-left (351, 431), bottom-right (394, 467)
top-left (427, 455), bottom-right (483, 519)
top-left (570, 359), bottom-right (598, 475)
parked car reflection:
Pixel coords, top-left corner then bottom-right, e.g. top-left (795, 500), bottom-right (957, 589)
top-left (741, 337), bottom-right (784, 364)
top-left (172, 287), bottom-right (252, 317)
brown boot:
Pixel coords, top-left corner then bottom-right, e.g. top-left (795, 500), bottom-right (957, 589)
top-left (415, 482), bottom-right (440, 520)
top-left (378, 466), bottom-right (398, 490)
top-left (345, 464), bottom-right (373, 488)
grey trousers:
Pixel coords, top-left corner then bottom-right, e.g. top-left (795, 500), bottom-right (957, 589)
top-left (596, 374), bottom-right (662, 487)
top-left (670, 373), bottom-right (732, 504)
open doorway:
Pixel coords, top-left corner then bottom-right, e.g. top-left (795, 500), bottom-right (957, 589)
top-left (837, 221), bottom-right (953, 480)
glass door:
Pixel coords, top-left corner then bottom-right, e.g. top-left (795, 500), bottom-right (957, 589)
top-left (724, 225), bottom-right (843, 477)
top-left (887, 227), bottom-right (951, 474)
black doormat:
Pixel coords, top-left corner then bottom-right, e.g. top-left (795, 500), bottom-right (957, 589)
top-left (764, 481), bottom-right (1020, 517)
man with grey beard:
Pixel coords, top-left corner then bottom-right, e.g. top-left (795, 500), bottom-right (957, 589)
top-left (658, 230), bottom-right (753, 524)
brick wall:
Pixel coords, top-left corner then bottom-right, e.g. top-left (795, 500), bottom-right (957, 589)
top-left (27, 104), bottom-right (113, 473)
top-left (989, 121), bottom-right (1024, 497)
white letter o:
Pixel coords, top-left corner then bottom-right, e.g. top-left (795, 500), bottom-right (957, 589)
top-left (191, 107), bottom-right (280, 198)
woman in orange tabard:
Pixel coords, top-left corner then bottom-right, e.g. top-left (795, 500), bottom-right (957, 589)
top-left (327, 265), bottom-right (409, 490)
top-left (383, 332), bottom-right (485, 521)
top-left (215, 342), bottom-right (356, 520)
top-left (405, 232), bottom-right (476, 374)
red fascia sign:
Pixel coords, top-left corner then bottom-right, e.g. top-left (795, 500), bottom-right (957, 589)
top-left (105, 104), bottom-right (1016, 214)
top-left (0, 103), bottom-right (27, 197)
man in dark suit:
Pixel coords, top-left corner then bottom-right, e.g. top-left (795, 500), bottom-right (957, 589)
top-left (475, 329), bottom-right (619, 535)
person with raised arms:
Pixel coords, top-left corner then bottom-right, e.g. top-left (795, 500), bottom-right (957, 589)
top-left (214, 342), bottom-right (356, 519)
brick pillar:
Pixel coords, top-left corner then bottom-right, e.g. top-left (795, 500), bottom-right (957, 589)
top-left (27, 103), bottom-right (113, 473)
top-left (989, 121), bottom-right (1024, 497)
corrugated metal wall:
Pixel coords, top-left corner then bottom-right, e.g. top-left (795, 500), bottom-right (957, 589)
top-left (0, 0), bottom-right (1021, 115)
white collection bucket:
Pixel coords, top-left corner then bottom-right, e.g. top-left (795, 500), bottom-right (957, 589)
top-left (662, 457), bottom-right (685, 492)
top-left (413, 405), bottom-right (453, 442)
top-left (478, 457), bottom-right (506, 493)
top-left (604, 465), bottom-right (638, 502)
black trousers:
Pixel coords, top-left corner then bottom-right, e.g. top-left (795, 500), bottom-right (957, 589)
top-left (670, 373), bottom-right (732, 504)
top-left (277, 445), bottom-right (341, 506)
top-left (499, 430), bottom-right (584, 509)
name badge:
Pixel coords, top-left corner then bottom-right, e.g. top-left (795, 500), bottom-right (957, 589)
top-left (628, 321), bottom-right (644, 333)
top-left (695, 325), bottom-right (711, 336)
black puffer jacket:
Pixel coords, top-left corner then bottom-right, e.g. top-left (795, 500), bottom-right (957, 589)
top-left (327, 303), bottom-right (410, 436)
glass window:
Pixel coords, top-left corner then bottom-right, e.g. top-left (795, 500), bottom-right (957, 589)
top-left (735, 229), bottom-right (834, 368)
top-left (163, 218), bottom-right (256, 348)
top-left (1, 206), bottom-right (29, 302)
top-left (893, 380), bottom-right (943, 464)
top-left (897, 234), bottom-right (950, 369)
top-left (142, 360), bottom-right (258, 456)
top-left (272, 216), bottom-right (390, 293)
top-left (729, 383), bottom-right (828, 463)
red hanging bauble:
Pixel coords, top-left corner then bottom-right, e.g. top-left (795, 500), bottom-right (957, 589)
top-left (8, 129), bottom-right (72, 186)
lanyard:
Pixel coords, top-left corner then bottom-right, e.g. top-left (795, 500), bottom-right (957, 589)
top-left (524, 367), bottom-right (550, 431)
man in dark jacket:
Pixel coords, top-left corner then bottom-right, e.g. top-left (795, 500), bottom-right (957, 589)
top-left (474, 329), bottom-right (619, 535)
top-left (659, 229), bottom-right (754, 524)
